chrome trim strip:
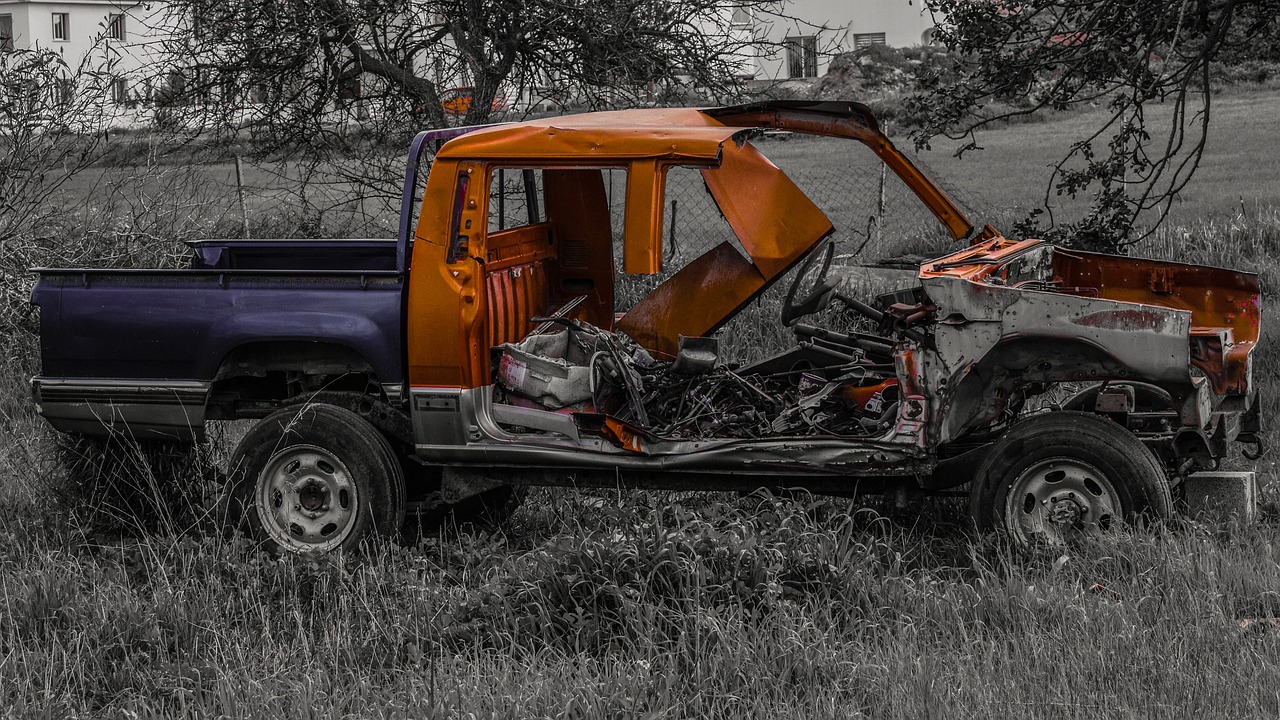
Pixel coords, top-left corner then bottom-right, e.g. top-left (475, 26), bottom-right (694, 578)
top-left (33, 378), bottom-right (209, 405)
top-left (31, 377), bottom-right (210, 441)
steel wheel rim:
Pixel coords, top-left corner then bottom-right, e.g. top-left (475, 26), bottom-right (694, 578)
top-left (255, 444), bottom-right (359, 552)
top-left (1004, 456), bottom-right (1122, 545)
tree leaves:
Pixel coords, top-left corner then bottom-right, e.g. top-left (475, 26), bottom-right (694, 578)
top-left (914, 0), bottom-right (1280, 251)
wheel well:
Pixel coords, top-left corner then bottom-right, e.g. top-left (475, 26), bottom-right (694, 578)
top-left (208, 341), bottom-right (380, 418)
top-left (943, 337), bottom-right (1143, 441)
top-left (1060, 381), bottom-right (1177, 413)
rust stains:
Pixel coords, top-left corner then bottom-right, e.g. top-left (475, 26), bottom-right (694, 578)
top-left (1075, 308), bottom-right (1177, 333)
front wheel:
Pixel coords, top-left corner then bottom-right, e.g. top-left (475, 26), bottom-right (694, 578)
top-left (227, 404), bottom-right (405, 553)
top-left (969, 411), bottom-right (1172, 545)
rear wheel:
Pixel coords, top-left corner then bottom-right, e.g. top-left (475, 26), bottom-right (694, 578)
top-left (227, 404), bottom-right (405, 553)
top-left (969, 411), bottom-right (1172, 545)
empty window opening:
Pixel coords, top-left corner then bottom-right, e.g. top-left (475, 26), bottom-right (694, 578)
top-left (52, 13), bottom-right (69, 41)
top-left (786, 36), bottom-right (818, 78)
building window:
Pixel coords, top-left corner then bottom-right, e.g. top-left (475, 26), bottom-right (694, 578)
top-left (730, 7), bottom-right (752, 26)
top-left (108, 14), bottom-right (126, 41)
top-left (1, 15), bottom-right (14, 52)
top-left (220, 73), bottom-right (236, 105)
top-left (191, 66), bottom-right (210, 104)
top-left (785, 36), bottom-right (818, 79)
top-left (53, 13), bottom-right (70, 41)
top-left (110, 77), bottom-right (128, 104)
top-left (164, 69), bottom-right (186, 101)
top-left (854, 33), bottom-right (887, 51)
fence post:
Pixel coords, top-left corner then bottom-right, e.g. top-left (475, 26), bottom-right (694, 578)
top-left (667, 199), bottom-right (679, 259)
top-left (876, 159), bottom-right (886, 249)
top-left (498, 168), bottom-right (505, 230)
top-left (233, 149), bottom-right (250, 239)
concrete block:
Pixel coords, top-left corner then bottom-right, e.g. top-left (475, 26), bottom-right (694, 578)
top-left (1182, 471), bottom-right (1258, 524)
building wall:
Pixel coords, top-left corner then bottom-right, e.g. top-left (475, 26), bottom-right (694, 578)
top-left (750, 0), bottom-right (939, 82)
top-left (0, 0), bottom-right (168, 116)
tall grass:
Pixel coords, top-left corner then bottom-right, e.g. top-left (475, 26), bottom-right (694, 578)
top-left (1135, 205), bottom-right (1280, 295)
top-left (4, 490), bottom-right (1280, 718)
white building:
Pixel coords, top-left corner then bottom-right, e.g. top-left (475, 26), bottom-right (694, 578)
top-left (745, 0), bottom-right (940, 83)
top-left (0, 0), bottom-right (167, 118)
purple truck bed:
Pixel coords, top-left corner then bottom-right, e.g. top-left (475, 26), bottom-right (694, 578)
top-left (30, 240), bottom-right (405, 440)
top-left (28, 128), bottom-right (489, 439)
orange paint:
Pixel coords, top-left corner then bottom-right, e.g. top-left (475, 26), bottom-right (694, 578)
top-left (407, 103), bottom-right (985, 388)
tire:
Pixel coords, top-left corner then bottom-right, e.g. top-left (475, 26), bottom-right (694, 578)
top-left (227, 404), bottom-right (405, 553)
top-left (969, 411), bottom-right (1172, 545)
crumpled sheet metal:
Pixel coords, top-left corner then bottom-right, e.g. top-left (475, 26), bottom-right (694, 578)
top-left (617, 242), bottom-right (766, 357)
top-left (1054, 248), bottom-right (1261, 397)
top-left (701, 141), bottom-right (835, 279)
top-left (618, 140), bottom-right (833, 357)
top-left (916, 239), bottom-right (1264, 442)
top-left (921, 240), bottom-right (1260, 401)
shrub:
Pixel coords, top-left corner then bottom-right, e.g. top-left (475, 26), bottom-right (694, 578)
top-left (1210, 59), bottom-right (1280, 85)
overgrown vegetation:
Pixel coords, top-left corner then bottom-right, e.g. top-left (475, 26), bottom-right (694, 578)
top-left (7, 489), bottom-right (1280, 717)
top-left (2, 88), bottom-right (1279, 717)
top-left (910, 0), bottom-right (1280, 252)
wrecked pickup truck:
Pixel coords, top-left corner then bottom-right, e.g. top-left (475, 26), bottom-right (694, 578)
top-left (31, 101), bottom-right (1262, 551)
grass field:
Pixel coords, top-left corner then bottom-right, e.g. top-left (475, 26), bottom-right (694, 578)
top-left (52, 91), bottom-right (1280, 246)
top-left (911, 89), bottom-right (1280, 229)
top-left (3, 89), bottom-right (1280, 718)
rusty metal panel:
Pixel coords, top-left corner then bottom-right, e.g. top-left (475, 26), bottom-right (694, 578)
top-left (915, 240), bottom-right (1243, 442)
top-left (542, 169), bottom-right (616, 329)
top-left (617, 242), bottom-right (766, 358)
top-left (624, 161), bottom-right (666, 274)
top-left (1053, 249), bottom-right (1261, 396)
top-left (617, 141), bottom-right (833, 356)
top-left (485, 261), bottom-right (546, 347)
top-left (701, 142), bottom-right (834, 278)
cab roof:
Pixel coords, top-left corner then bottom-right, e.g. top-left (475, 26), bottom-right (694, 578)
top-left (432, 101), bottom-right (973, 243)
top-left (434, 102), bottom-right (883, 163)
